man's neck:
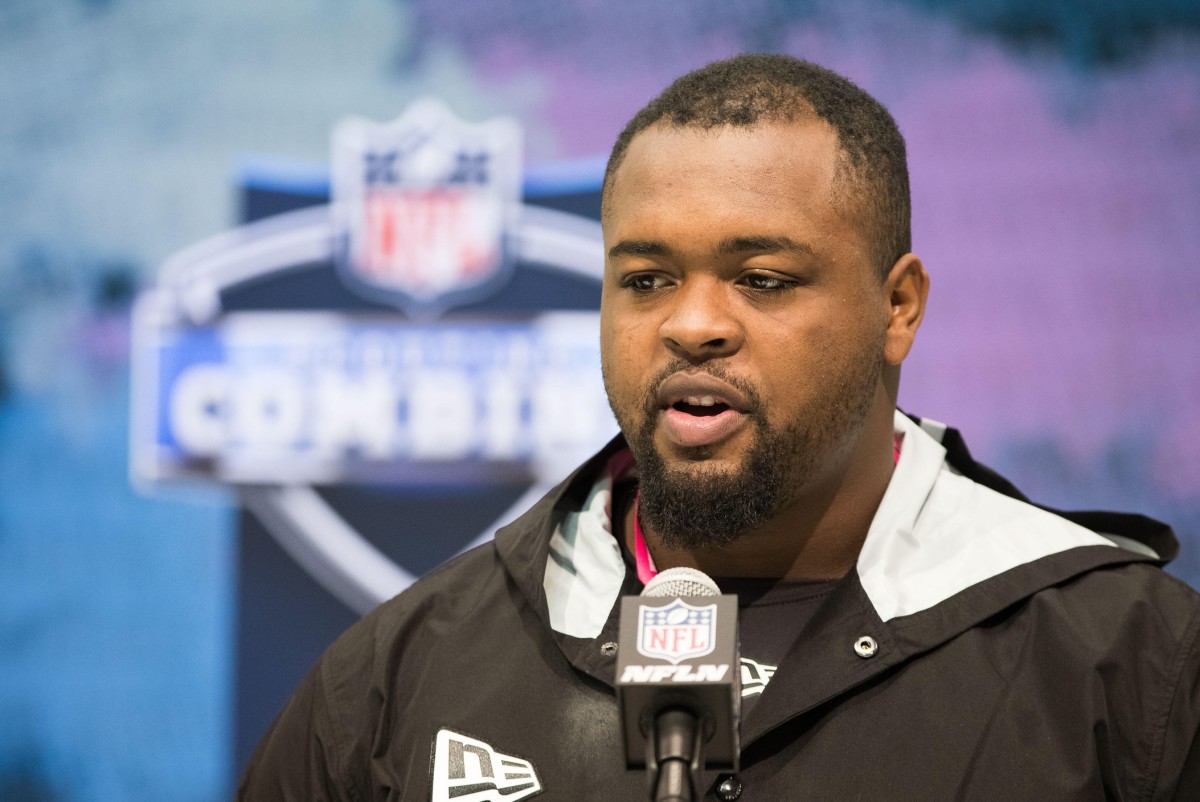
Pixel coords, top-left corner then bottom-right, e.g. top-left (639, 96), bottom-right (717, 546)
top-left (624, 413), bottom-right (898, 581)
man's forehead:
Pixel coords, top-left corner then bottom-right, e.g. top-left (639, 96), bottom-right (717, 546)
top-left (631, 114), bottom-right (830, 155)
top-left (611, 119), bottom-right (838, 189)
top-left (600, 119), bottom-right (876, 270)
top-left (604, 119), bottom-right (845, 221)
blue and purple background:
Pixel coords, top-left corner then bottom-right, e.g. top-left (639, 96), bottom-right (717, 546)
top-left (1, 2), bottom-right (1198, 799)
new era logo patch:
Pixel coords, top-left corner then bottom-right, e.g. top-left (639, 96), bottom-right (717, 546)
top-left (431, 729), bottom-right (543, 802)
top-left (740, 657), bottom-right (777, 697)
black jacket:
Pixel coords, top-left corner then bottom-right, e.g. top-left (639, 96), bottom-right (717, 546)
top-left (240, 413), bottom-right (1200, 801)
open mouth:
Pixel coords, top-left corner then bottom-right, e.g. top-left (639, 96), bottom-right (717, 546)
top-left (655, 373), bottom-right (751, 448)
top-left (672, 397), bottom-right (732, 417)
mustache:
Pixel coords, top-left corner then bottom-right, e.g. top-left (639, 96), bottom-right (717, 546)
top-left (640, 360), bottom-right (763, 418)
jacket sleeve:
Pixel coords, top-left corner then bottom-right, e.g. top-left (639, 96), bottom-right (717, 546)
top-left (1168, 729), bottom-right (1200, 802)
top-left (1156, 597), bottom-right (1200, 802)
top-left (237, 659), bottom-right (361, 802)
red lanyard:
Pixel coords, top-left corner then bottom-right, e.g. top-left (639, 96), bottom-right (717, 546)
top-left (633, 494), bottom-right (657, 584)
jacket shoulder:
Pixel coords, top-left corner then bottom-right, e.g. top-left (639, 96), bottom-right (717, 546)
top-left (1029, 563), bottom-right (1200, 798)
top-left (1032, 560), bottom-right (1200, 655)
top-left (324, 540), bottom-right (511, 685)
top-left (240, 542), bottom-right (515, 799)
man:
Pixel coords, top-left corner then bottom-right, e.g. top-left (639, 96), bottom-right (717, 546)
top-left (240, 55), bottom-right (1200, 800)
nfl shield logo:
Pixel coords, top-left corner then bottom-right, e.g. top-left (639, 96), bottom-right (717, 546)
top-left (637, 599), bottom-right (718, 665)
top-left (331, 98), bottom-right (522, 316)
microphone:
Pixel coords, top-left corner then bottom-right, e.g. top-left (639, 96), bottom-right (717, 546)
top-left (616, 567), bottom-right (740, 802)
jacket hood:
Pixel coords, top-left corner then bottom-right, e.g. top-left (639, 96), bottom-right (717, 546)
top-left (492, 411), bottom-right (1177, 691)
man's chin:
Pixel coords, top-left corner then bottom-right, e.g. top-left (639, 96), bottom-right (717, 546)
top-left (653, 432), bottom-right (754, 468)
top-left (659, 455), bottom-right (746, 480)
top-left (637, 467), bottom-right (776, 550)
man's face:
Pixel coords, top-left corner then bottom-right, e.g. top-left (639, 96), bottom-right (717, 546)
top-left (600, 119), bottom-right (894, 547)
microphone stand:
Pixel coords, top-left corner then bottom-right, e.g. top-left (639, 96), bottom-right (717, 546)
top-left (648, 708), bottom-right (704, 802)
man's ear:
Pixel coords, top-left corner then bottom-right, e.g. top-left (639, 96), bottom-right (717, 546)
top-left (882, 253), bottom-right (929, 366)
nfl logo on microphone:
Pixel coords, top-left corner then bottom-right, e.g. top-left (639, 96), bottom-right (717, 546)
top-left (637, 600), bottom-right (718, 665)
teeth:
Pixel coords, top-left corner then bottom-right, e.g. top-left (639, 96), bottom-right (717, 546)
top-left (684, 396), bottom-right (718, 407)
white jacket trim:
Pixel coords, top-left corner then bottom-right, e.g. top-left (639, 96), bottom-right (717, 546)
top-left (544, 463), bottom-right (626, 638)
top-left (857, 412), bottom-right (1113, 622)
top-left (544, 411), bottom-right (1118, 637)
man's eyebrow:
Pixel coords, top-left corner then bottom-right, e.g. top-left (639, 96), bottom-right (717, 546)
top-left (607, 240), bottom-right (671, 259)
top-left (607, 236), bottom-right (814, 260)
top-left (716, 235), bottom-right (815, 256)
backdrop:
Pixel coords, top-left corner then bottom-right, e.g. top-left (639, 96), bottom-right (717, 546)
top-left (1, 1), bottom-right (1198, 799)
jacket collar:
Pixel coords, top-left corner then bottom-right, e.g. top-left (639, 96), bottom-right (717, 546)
top-left (857, 412), bottom-right (1128, 622)
top-left (492, 435), bottom-right (635, 685)
top-left (492, 411), bottom-right (1176, 693)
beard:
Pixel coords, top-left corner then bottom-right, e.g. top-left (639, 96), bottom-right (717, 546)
top-left (611, 351), bottom-right (883, 552)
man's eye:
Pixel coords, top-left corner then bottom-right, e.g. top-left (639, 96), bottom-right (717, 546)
top-left (622, 274), bottom-right (668, 292)
top-left (741, 273), bottom-right (795, 292)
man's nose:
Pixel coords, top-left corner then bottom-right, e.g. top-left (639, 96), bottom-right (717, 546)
top-left (658, 278), bottom-right (743, 362)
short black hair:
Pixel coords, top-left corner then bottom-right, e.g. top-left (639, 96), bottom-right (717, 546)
top-left (603, 54), bottom-right (911, 276)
